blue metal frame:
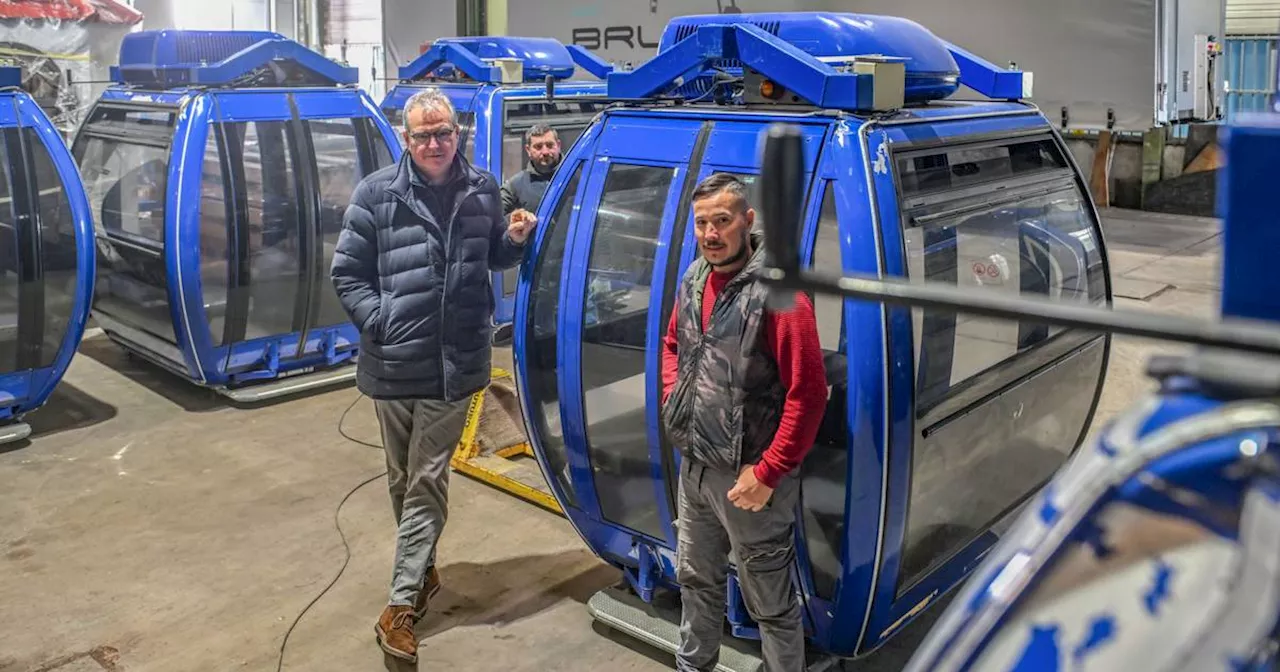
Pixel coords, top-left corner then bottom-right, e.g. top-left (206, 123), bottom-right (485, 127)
top-left (0, 87), bottom-right (95, 423)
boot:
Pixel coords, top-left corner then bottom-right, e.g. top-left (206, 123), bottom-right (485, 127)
top-left (414, 566), bottom-right (442, 618)
top-left (374, 605), bottom-right (417, 662)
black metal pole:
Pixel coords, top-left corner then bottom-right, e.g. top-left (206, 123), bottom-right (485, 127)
top-left (756, 122), bottom-right (1280, 357)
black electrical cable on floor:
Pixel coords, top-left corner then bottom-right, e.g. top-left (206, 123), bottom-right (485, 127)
top-left (275, 393), bottom-right (386, 672)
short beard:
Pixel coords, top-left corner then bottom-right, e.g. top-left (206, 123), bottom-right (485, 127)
top-left (707, 230), bottom-right (751, 268)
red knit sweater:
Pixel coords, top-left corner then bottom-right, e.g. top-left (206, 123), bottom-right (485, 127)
top-left (661, 269), bottom-right (829, 488)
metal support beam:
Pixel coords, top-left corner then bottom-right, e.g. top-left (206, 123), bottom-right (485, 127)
top-left (944, 41), bottom-right (1032, 99)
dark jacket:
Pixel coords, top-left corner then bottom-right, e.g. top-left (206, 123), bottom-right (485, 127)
top-left (331, 152), bottom-right (526, 402)
top-left (500, 166), bottom-right (554, 215)
top-left (660, 243), bottom-right (787, 474)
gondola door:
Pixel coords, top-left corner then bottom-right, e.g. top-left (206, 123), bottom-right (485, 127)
top-left (200, 90), bottom-right (311, 382)
top-left (660, 118), bottom-right (835, 637)
top-left (8, 93), bottom-right (90, 412)
top-left (199, 90), bottom-right (394, 384)
top-left (291, 91), bottom-right (394, 369)
top-left (557, 114), bottom-right (703, 551)
top-left (0, 98), bottom-right (37, 410)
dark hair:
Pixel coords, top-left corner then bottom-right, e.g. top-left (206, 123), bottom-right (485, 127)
top-left (691, 172), bottom-right (749, 212)
top-left (524, 123), bottom-right (558, 145)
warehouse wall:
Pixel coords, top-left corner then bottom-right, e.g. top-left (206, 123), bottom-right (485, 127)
top-left (1227, 0), bottom-right (1280, 33)
top-left (381, 0), bottom-right (455, 87)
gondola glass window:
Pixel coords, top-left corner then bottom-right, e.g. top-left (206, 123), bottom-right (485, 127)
top-left (525, 161), bottom-right (584, 508)
top-left (200, 130), bottom-right (230, 346)
top-left (236, 120), bottom-right (303, 342)
top-left (27, 129), bottom-right (80, 368)
top-left (801, 182), bottom-right (847, 600)
top-left (0, 141), bottom-right (18, 370)
top-left (74, 106), bottom-right (174, 345)
top-left (894, 133), bottom-right (1108, 593)
top-left (501, 101), bottom-right (608, 182)
top-left (308, 118), bottom-right (363, 329)
top-left (581, 163), bottom-right (676, 541)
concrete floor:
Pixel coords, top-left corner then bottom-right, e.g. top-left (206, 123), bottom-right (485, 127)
top-left (0, 208), bottom-right (1221, 672)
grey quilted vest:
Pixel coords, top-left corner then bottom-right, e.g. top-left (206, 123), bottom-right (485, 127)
top-left (661, 243), bottom-right (787, 474)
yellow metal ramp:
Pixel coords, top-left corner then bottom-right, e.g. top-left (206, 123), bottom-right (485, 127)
top-left (451, 347), bottom-right (562, 514)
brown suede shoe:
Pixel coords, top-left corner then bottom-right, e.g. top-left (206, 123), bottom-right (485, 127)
top-left (414, 566), bottom-right (442, 619)
top-left (374, 605), bottom-right (417, 662)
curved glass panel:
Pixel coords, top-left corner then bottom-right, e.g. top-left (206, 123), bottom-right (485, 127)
top-left (580, 162), bottom-right (675, 540)
top-left (525, 161), bottom-right (584, 507)
top-left (801, 183), bottom-right (847, 599)
top-left (27, 128), bottom-right (79, 369)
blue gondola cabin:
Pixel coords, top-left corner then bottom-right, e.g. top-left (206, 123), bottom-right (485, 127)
top-left (512, 12), bottom-right (1113, 661)
top-left (0, 66), bottom-right (96, 442)
top-left (71, 30), bottom-right (400, 402)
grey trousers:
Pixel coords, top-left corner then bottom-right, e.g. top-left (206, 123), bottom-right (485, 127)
top-left (374, 397), bottom-right (471, 606)
top-left (676, 460), bottom-right (805, 672)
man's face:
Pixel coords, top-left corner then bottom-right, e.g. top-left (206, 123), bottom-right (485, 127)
top-left (526, 131), bottom-right (561, 171)
top-left (693, 189), bottom-right (754, 268)
top-left (403, 104), bottom-right (458, 180)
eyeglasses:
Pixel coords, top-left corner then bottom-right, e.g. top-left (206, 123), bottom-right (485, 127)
top-left (407, 127), bottom-right (457, 145)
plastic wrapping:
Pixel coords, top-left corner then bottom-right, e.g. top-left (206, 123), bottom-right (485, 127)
top-left (0, 1), bottom-right (142, 137)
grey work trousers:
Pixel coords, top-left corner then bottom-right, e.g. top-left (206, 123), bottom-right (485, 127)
top-left (676, 460), bottom-right (805, 672)
top-left (374, 396), bottom-right (471, 606)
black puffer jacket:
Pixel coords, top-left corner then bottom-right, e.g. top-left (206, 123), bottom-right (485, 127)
top-left (331, 152), bottom-right (526, 401)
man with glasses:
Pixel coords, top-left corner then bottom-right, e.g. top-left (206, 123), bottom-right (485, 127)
top-left (331, 87), bottom-right (536, 663)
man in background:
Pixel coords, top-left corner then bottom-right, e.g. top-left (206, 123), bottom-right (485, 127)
top-left (500, 123), bottom-right (562, 221)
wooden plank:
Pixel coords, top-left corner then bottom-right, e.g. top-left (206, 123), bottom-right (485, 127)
top-left (1089, 130), bottom-right (1114, 208)
top-left (1140, 127), bottom-right (1166, 208)
top-left (1183, 142), bottom-right (1224, 175)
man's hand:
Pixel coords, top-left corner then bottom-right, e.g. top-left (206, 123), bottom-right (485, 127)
top-left (727, 464), bottom-right (774, 512)
top-left (508, 208), bottom-right (538, 244)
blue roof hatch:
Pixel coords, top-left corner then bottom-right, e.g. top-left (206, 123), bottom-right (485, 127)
top-left (606, 11), bottom-right (1031, 110)
top-left (399, 36), bottom-right (613, 84)
top-left (110, 30), bottom-right (359, 89)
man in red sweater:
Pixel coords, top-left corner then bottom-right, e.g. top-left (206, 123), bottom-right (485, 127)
top-left (660, 173), bottom-right (827, 672)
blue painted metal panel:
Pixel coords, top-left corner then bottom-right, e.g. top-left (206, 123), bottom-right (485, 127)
top-left (824, 119), bottom-right (890, 657)
top-left (0, 67), bottom-right (20, 89)
top-left (292, 89), bottom-right (374, 119)
top-left (701, 119), bottom-right (826, 169)
top-left (595, 116), bottom-right (703, 162)
top-left (207, 90), bottom-right (293, 121)
top-left (1220, 115), bottom-right (1280, 322)
top-left (0, 94), bottom-right (18, 127)
top-left (97, 88), bottom-right (191, 107)
top-left (167, 93), bottom-right (211, 382)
